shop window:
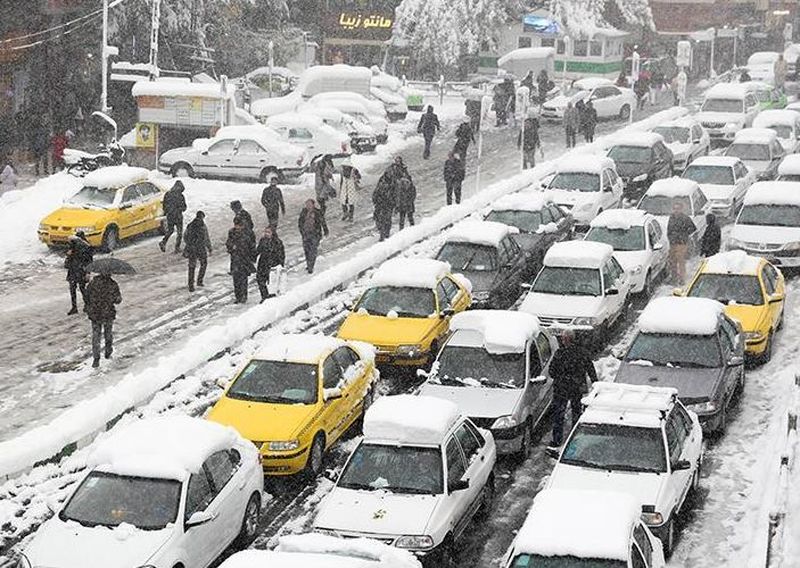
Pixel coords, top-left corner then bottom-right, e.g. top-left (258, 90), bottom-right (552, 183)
top-left (557, 40), bottom-right (566, 54)
top-left (590, 41), bottom-right (602, 56)
top-left (573, 40), bottom-right (588, 57)
top-left (518, 37), bottom-right (532, 48)
top-left (541, 37), bottom-right (555, 47)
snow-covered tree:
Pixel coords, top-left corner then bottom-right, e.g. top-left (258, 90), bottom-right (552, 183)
top-left (548, 0), bottom-right (653, 38)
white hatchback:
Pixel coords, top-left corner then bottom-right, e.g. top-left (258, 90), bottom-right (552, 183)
top-left (724, 128), bottom-right (785, 181)
top-left (682, 156), bottom-right (755, 218)
top-left (753, 109), bottom-right (800, 154)
top-left (542, 77), bottom-right (636, 121)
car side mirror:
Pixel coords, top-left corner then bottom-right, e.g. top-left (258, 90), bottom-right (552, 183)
top-left (769, 294), bottom-right (784, 304)
top-left (605, 287), bottom-right (619, 296)
top-left (119, 203), bottom-right (132, 210)
top-left (441, 307), bottom-right (455, 318)
top-left (323, 387), bottom-right (343, 402)
top-left (672, 459), bottom-right (692, 471)
top-left (530, 374), bottom-right (547, 384)
top-left (186, 510), bottom-right (215, 529)
top-left (323, 468), bottom-right (340, 483)
top-left (520, 282), bottom-right (533, 290)
top-left (215, 377), bottom-right (232, 390)
top-left (449, 478), bottom-right (470, 492)
top-left (728, 355), bottom-right (744, 367)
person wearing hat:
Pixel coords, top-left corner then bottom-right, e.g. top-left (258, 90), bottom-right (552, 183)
top-left (183, 211), bottom-right (213, 292)
top-left (85, 270), bottom-right (122, 368)
top-left (65, 230), bottom-right (93, 314)
top-left (160, 181), bottom-right (187, 253)
top-left (338, 158), bottom-right (361, 222)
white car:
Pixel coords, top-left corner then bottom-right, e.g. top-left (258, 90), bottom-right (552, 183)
top-left (753, 109), bottom-right (800, 154)
top-left (637, 177), bottom-right (708, 250)
top-left (371, 85), bottom-right (409, 121)
top-left (777, 153), bottom-right (800, 181)
top-left (519, 241), bottom-right (631, 345)
top-left (218, 534), bottom-right (422, 568)
top-left (543, 156), bottom-right (624, 230)
top-left (696, 83), bottom-right (760, 144)
top-left (313, 394), bottom-right (497, 565)
top-left (20, 416), bottom-right (264, 568)
top-left (542, 77), bottom-right (636, 121)
top-left (584, 209), bottom-right (668, 295)
top-left (503, 489), bottom-right (666, 568)
top-left (265, 112), bottom-right (352, 159)
top-left (724, 128), bottom-right (785, 181)
top-left (418, 310), bottom-right (556, 457)
top-left (682, 156), bottom-right (754, 219)
top-left (651, 117), bottom-right (710, 172)
top-left (305, 105), bottom-right (378, 153)
top-left (729, 181), bottom-right (800, 268)
top-left (548, 382), bottom-right (703, 555)
top-left (304, 95), bottom-right (389, 144)
top-left (159, 125), bottom-right (308, 182)
top-left (745, 52), bottom-right (780, 83)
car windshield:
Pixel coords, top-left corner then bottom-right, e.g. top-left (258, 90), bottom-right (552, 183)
top-left (338, 443), bottom-right (444, 495)
top-left (738, 204), bottom-right (800, 227)
top-left (585, 226), bottom-right (645, 251)
top-left (625, 332), bottom-right (722, 368)
top-left (437, 242), bottom-right (498, 272)
top-left (67, 186), bottom-right (117, 208)
top-left (512, 555), bottom-right (625, 568)
top-left (726, 143), bottom-right (770, 161)
top-left (434, 346), bottom-right (525, 389)
top-left (356, 286), bottom-right (436, 318)
top-left (683, 165), bottom-right (735, 185)
top-left (653, 126), bottom-right (690, 144)
top-left (607, 145), bottom-right (652, 164)
top-left (638, 195), bottom-right (691, 216)
top-left (561, 422), bottom-right (667, 473)
top-left (533, 266), bottom-right (601, 296)
top-left (769, 125), bottom-right (793, 139)
top-left (60, 471), bottom-right (180, 530)
top-left (701, 98), bottom-right (743, 113)
top-left (549, 172), bottom-right (600, 192)
top-left (227, 360), bottom-right (318, 404)
top-left (485, 209), bottom-right (544, 233)
top-left (688, 273), bottom-right (763, 305)
top-left (777, 174), bottom-right (800, 182)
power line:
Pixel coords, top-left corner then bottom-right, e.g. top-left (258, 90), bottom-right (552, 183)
top-left (7, 14), bottom-right (104, 52)
top-left (0, 0), bottom-right (128, 46)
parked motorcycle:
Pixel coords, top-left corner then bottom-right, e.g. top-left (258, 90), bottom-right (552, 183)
top-left (65, 141), bottom-right (126, 176)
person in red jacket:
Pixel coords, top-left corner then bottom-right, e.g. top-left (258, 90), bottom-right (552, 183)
top-left (51, 130), bottom-right (70, 171)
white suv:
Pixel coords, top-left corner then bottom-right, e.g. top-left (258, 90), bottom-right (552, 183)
top-left (313, 395), bottom-right (497, 565)
top-left (548, 382), bottom-right (703, 556)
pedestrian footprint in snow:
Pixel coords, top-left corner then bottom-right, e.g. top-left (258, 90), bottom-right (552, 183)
top-left (85, 272), bottom-right (122, 368)
top-left (226, 216), bottom-right (256, 304)
top-left (183, 211), bottom-right (212, 292)
top-left (160, 181), bottom-right (187, 253)
top-left (65, 230), bottom-right (93, 315)
top-left (298, 198), bottom-right (329, 274)
top-left (260, 177), bottom-right (286, 233)
top-left (338, 158), bottom-right (361, 222)
top-left (256, 226), bottom-right (285, 301)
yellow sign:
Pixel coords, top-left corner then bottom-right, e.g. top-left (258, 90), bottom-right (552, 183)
top-left (135, 122), bottom-right (157, 149)
top-left (337, 12), bottom-right (393, 30)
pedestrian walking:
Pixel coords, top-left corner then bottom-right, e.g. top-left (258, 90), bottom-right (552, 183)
top-left (774, 54), bottom-right (788, 92)
top-left (226, 217), bottom-right (256, 303)
top-left (650, 68), bottom-right (664, 105)
top-left (260, 177), bottom-right (286, 231)
top-left (372, 170), bottom-right (396, 241)
top-left (673, 69), bottom-right (688, 106)
top-left (494, 82), bottom-right (509, 126)
top-left (338, 158), bottom-right (361, 222)
top-left (51, 130), bottom-right (69, 171)
top-left (521, 70), bottom-right (535, 94)
top-left (667, 200), bottom-right (697, 284)
top-left (700, 213), bottom-right (721, 257)
top-left (443, 152), bottom-right (466, 204)
top-left (230, 200), bottom-right (255, 236)
top-left (65, 231), bottom-right (93, 315)
top-left (634, 75), bottom-right (649, 111)
top-left (298, 198), bottom-right (329, 274)
top-left (454, 120), bottom-right (476, 158)
top-left (255, 226), bottom-right (285, 301)
top-left (518, 114), bottom-right (541, 170)
top-left (0, 162), bottom-right (18, 196)
top-left (504, 78), bottom-right (517, 128)
top-left (417, 105), bottom-right (441, 160)
top-left (314, 155), bottom-right (336, 217)
top-left (183, 211), bottom-right (212, 292)
top-left (564, 102), bottom-right (579, 148)
top-left (536, 70), bottom-right (551, 106)
top-left (390, 157), bottom-right (416, 229)
top-left (615, 71), bottom-right (628, 87)
top-left (85, 272), bottom-right (122, 368)
top-left (582, 100), bottom-right (597, 143)
top-left (159, 180), bottom-right (187, 253)
top-left (547, 329), bottom-right (597, 451)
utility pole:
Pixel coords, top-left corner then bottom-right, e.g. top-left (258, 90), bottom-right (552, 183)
top-left (149, 0), bottom-right (162, 80)
top-left (100, 0), bottom-right (118, 114)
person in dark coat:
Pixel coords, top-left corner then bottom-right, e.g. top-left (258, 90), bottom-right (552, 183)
top-left (700, 213), bottom-right (721, 257)
top-left (159, 181), bottom-right (187, 253)
top-left (518, 114), bottom-right (541, 169)
top-left (454, 121), bottom-right (476, 158)
top-left (230, 200), bottom-right (254, 234)
top-left (667, 201), bottom-right (697, 284)
top-left (65, 231), bottom-right (93, 315)
top-left (372, 170), bottom-right (396, 241)
top-left (417, 106), bottom-right (441, 159)
top-left (536, 70), bottom-right (551, 106)
top-left (255, 226), bottom-right (286, 301)
top-left (521, 70), bottom-right (535, 93)
top-left (31, 120), bottom-right (50, 176)
top-left (582, 100), bottom-right (598, 143)
top-left (183, 211), bottom-right (212, 292)
top-left (226, 217), bottom-right (256, 303)
top-left (634, 75), bottom-right (649, 111)
top-left (391, 158), bottom-right (416, 229)
top-left (85, 272), bottom-right (122, 368)
top-left (443, 152), bottom-right (466, 205)
top-left (298, 198), bottom-right (329, 274)
top-left (261, 179), bottom-right (286, 232)
top-left (547, 329), bottom-right (598, 450)
top-left (563, 102), bottom-right (579, 149)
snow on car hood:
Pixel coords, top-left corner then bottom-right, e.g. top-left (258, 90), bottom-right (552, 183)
top-left (159, 145), bottom-right (199, 164)
top-left (731, 223), bottom-right (800, 246)
top-left (741, 159), bottom-right (770, 174)
top-left (699, 183), bottom-right (735, 201)
top-left (667, 142), bottom-right (692, 159)
top-left (696, 111), bottom-right (743, 124)
top-left (315, 488), bottom-right (441, 536)
top-left (613, 250), bottom-right (650, 274)
top-left (546, 189), bottom-right (597, 209)
top-left (416, 383), bottom-right (525, 419)
top-left (615, 363), bottom-right (724, 403)
top-left (25, 518), bottom-right (172, 568)
top-left (520, 292), bottom-right (604, 319)
top-left (548, 463), bottom-right (665, 508)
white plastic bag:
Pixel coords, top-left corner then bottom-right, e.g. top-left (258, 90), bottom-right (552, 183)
top-left (268, 265), bottom-right (286, 295)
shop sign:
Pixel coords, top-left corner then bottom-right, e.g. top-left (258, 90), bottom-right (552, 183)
top-left (134, 123), bottom-right (157, 149)
top-left (137, 95), bottom-right (222, 128)
top-left (324, 10), bottom-right (395, 40)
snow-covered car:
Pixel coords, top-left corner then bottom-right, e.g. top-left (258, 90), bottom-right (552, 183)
top-left (745, 52), bottom-right (780, 83)
top-left (542, 156), bottom-right (623, 230)
top-left (606, 132), bottom-right (674, 198)
top-left (371, 85), bottom-right (409, 121)
top-left (548, 382), bottom-right (703, 555)
top-left (305, 95), bottom-right (390, 143)
top-left (724, 128), bottom-right (785, 181)
top-left (542, 77), bottom-right (636, 121)
top-left (418, 310), bottom-right (555, 456)
top-left (502, 489), bottom-right (666, 568)
top-left (434, 221), bottom-right (527, 309)
top-left (696, 83), bottom-right (760, 144)
top-left (371, 66), bottom-right (425, 111)
top-left (636, 178), bottom-right (708, 251)
top-left (218, 533), bottom-right (423, 568)
top-left (743, 80), bottom-right (787, 111)
top-left (308, 90), bottom-right (387, 118)
top-left (614, 296), bottom-right (745, 434)
top-left (728, 181), bottom-right (800, 268)
top-left (265, 112), bottom-right (352, 159)
top-left (651, 117), bottom-right (710, 172)
top-left (752, 109), bottom-right (800, 154)
top-left (159, 125), bottom-right (308, 183)
top-left (777, 153), bottom-right (800, 181)
top-left (519, 241), bottom-right (631, 345)
top-left (483, 192), bottom-right (574, 277)
top-left (313, 394), bottom-right (497, 565)
top-left (305, 105), bottom-right (378, 153)
top-left (584, 209), bottom-right (668, 295)
top-left (20, 416), bottom-right (264, 568)
top-left (682, 156), bottom-right (755, 218)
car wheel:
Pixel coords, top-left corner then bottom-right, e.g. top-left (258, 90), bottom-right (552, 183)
top-left (233, 493), bottom-right (261, 549)
top-left (355, 387), bottom-right (374, 433)
top-left (304, 433), bottom-right (325, 479)
top-left (171, 163), bottom-right (194, 178)
top-left (761, 330), bottom-right (774, 364)
top-left (476, 474), bottom-right (495, 519)
top-left (619, 104), bottom-right (631, 120)
top-left (661, 517), bottom-right (675, 557)
top-left (101, 226), bottom-right (118, 252)
top-left (515, 419), bottom-right (533, 460)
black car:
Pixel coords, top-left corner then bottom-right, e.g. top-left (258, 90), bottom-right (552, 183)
top-left (607, 133), bottom-right (674, 199)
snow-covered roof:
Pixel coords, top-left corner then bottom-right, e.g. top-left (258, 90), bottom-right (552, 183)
top-left (555, 155), bottom-right (614, 175)
top-left (778, 154), bottom-right (800, 176)
top-left (363, 395), bottom-right (461, 445)
top-left (645, 177), bottom-right (699, 198)
top-left (88, 416), bottom-right (239, 482)
top-left (574, 77), bottom-right (614, 90)
top-left (543, 241), bottom-right (614, 269)
top-left (704, 83), bottom-right (749, 99)
top-left (489, 192), bottom-right (553, 213)
top-left (370, 258), bottom-right (450, 290)
top-left (445, 220), bottom-right (518, 248)
top-left (688, 156), bottom-right (740, 168)
top-left (498, 47), bottom-right (556, 66)
top-left (298, 65), bottom-right (373, 98)
top-left (132, 79), bottom-right (235, 99)
top-left (266, 112), bottom-right (325, 129)
top-left (83, 165), bottom-right (149, 189)
top-left (607, 131), bottom-right (664, 148)
top-left (254, 333), bottom-right (344, 363)
top-left (449, 310), bottom-right (540, 354)
top-left (743, 181), bottom-right (800, 207)
top-left (512, 489), bottom-right (640, 561)
top-left (703, 250), bottom-right (762, 275)
top-left (589, 208), bottom-right (649, 230)
top-left (733, 127), bottom-right (778, 145)
top-left (753, 110), bottom-right (799, 128)
top-left (638, 297), bottom-right (724, 336)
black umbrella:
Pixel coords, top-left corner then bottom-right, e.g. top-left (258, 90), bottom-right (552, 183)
top-left (85, 257), bottom-right (136, 275)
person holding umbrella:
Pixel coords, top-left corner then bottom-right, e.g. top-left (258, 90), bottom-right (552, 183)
top-left (84, 258), bottom-right (133, 368)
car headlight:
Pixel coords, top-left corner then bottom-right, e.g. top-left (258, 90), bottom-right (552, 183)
top-left (641, 511), bottom-right (664, 525)
top-left (745, 331), bottom-right (765, 341)
top-left (573, 317), bottom-right (597, 326)
top-left (632, 173), bottom-right (648, 182)
top-left (687, 400), bottom-right (717, 413)
top-left (38, 223), bottom-right (48, 231)
top-left (395, 535), bottom-right (435, 549)
top-left (397, 344), bottom-right (423, 358)
top-left (314, 528), bottom-right (340, 537)
top-left (491, 415), bottom-right (519, 430)
top-left (783, 241), bottom-right (800, 251)
top-left (268, 440), bottom-right (300, 451)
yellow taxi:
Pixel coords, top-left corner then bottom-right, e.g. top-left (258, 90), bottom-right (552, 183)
top-left (207, 333), bottom-right (377, 476)
top-left (38, 166), bottom-right (165, 251)
top-left (337, 258), bottom-right (472, 366)
top-left (677, 251), bottom-right (785, 362)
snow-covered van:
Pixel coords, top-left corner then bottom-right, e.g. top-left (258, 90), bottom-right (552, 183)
top-left (696, 83), bottom-right (759, 143)
top-left (297, 64), bottom-right (372, 98)
top-left (745, 51), bottom-right (780, 83)
top-left (265, 112), bottom-right (352, 159)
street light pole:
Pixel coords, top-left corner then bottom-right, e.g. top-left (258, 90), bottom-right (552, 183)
top-left (101, 0), bottom-right (109, 113)
top-left (268, 40), bottom-right (274, 98)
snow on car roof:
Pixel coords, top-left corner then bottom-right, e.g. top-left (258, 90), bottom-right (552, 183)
top-left (298, 64), bottom-right (373, 98)
top-left (638, 297), bottom-right (724, 336)
top-left (753, 110), bottom-right (799, 128)
top-left (218, 550), bottom-right (376, 568)
top-left (513, 489), bottom-right (640, 561)
top-left (589, 208), bottom-right (649, 230)
top-left (703, 250), bottom-right (762, 275)
top-left (490, 192), bottom-right (553, 213)
top-left (778, 154), bottom-right (800, 175)
top-left (266, 112), bottom-right (325, 128)
top-left (733, 128), bottom-right (778, 144)
top-left (132, 79), bottom-right (235, 99)
top-left (255, 333), bottom-right (345, 363)
top-left (704, 82), bottom-right (749, 99)
top-left (449, 310), bottom-right (540, 354)
top-left (363, 395), bottom-right (461, 445)
top-left (747, 52), bottom-right (780, 65)
top-left (445, 220), bottom-right (518, 248)
top-left (654, 116), bottom-right (699, 129)
top-left (555, 155), bottom-right (615, 175)
top-left (743, 181), bottom-right (800, 207)
top-left (581, 383), bottom-right (678, 429)
top-left (574, 77), bottom-right (614, 90)
top-left (645, 177), bottom-right (699, 198)
top-left (83, 165), bottom-right (150, 189)
top-left (688, 156), bottom-right (740, 168)
top-left (498, 47), bottom-right (556, 66)
top-left (88, 416), bottom-right (239, 481)
top-left (370, 258), bottom-right (451, 290)
top-left (216, 124), bottom-right (283, 143)
top-left (544, 241), bottom-right (614, 269)
top-left (607, 131), bottom-right (664, 148)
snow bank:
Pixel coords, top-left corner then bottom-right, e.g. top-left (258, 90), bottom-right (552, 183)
top-left (83, 165), bottom-right (149, 189)
top-left (590, 208), bottom-right (648, 230)
top-left (733, 128), bottom-right (778, 145)
top-left (703, 251), bottom-right (762, 275)
top-left (132, 80), bottom-right (235, 99)
top-left (645, 177), bottom-right (699, 198)
top-left (450, 310), bottom-right (540, 354)
top-left (490, 192), bottom-right (552, 213)
top-left (254, 333), bottom-right (344, 363)
top-left (445, 220), bottom-right (518, 248)
top-left (744, 181), bottom-right (800, 207)
top-left (778, 154), bottom-right (800, 176)
top-left (363, 395), bottom-right (460, 445)
top-left (638, 297), bottom-right (724, 336)
top-left (544, 241), bottom-right (614, 269)
top-left (370, 258), bottom-right (450, 290)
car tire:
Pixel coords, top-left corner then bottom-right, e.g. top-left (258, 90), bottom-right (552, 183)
top-left (171, 163), bottom-right (194, 178)
top-left (476, 474), bottom-right (495, 519)
top-left (619, 104), bottom-right (631, 120)
top-left (355, 387), bottom-right (374, 433)
top-left (515, 419), bottom-right (533, 461)
top-left (304, 433), bottom-right (325, 479)
top-left (761, 330), bottom-right (774, 364)
top-left (661, 517), bottom-right (675, 557)
top-left (101, 226), bottom-right (118, 252)
top-left (233, 492), bottom-right (261, 549)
